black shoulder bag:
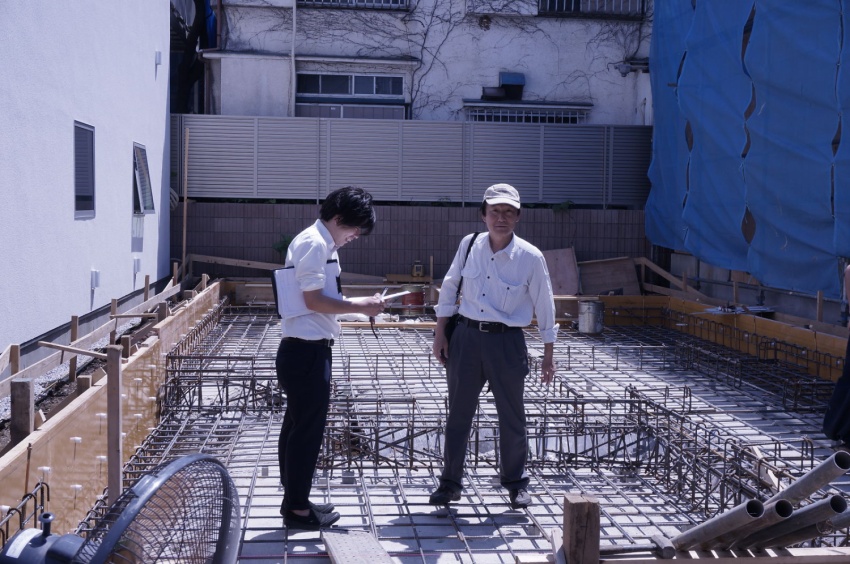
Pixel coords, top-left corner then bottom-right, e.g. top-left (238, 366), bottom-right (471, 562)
top-left (444, 232), bottom-right (480, 343)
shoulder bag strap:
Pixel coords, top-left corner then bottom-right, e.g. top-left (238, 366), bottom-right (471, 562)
top-left (454, 232), bottom-right (480, 304)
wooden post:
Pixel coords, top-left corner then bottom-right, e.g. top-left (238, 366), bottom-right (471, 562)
top-left (201, 273), bottom-right (209, 291)
top-left (172, 261), bottom-right (178, 286)
top-left (68, 315), bottom-right (79, 382)
top-left (109, 299), bottom-right (118, 344)
top-left (144, 274), bottom-right (151, 301)
top-left (121, 335), bottom-right (132, 359)
top-left (562, 494), bottom-right (600, 564)
top-left (106, 345), bottom-right (123, 502)
top-left (733, 280), bottom-right (739, 304)
top-left (816, 290), bottom-right (824, 322)
top-left (681, 271), bottom-right (688, 292)
top-left (157, 302), bottom-right (169, 323)
top-left (11, 379), bottom-right (34, 445)
top-left (76, 374), bottom-right (92, 395)
top-left (10, 344), bottom-right (20, 375)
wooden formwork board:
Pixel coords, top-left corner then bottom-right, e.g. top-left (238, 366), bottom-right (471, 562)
top-left (0, 283), bottom-right (223, 539)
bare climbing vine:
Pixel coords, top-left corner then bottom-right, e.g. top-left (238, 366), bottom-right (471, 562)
top-left (217, 0), bottom-right (652, 118)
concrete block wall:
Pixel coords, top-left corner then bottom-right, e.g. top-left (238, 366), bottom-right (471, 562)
top-left (171, 203), bottom-right (651, 280)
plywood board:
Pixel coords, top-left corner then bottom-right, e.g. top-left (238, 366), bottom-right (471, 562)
top-left (542, 248), bottom-right (580, 296)
top-left (578, 257), bottom-right (641, 296)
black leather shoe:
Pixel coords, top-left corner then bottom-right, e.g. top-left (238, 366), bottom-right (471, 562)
top-left (280, 500), bottom-right (335, 516)
top-left (284, 508), bottom-right (341, 531)
top-left (429, 484), bottom-right (461, 505)
top-left (509, 488), bottom-right (532, 509)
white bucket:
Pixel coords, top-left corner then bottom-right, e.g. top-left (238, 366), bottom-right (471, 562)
top-left (578, 300), bottom-right (604, 333)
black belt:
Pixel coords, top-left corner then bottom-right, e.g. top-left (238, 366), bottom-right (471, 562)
top-left (283, 337), bottom-right (334, 348)
top-left (457, 315), bottom-right (519, 334)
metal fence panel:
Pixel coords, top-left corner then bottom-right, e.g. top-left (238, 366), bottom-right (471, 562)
top-left (541, 126), bottom-right (607, 205)
top-left (400, 121), bottom-right (465, 202)
top-left (468, 123), bottom-right (543, 203)
top-left (172, 115), bottom-right (651, 208)
top-left (184, 115), bottom-right (257, 198)
top-left (610, 126), bottom-right (652, 208)
top-left (327, 120), bottom-right (402, 200)
top-left (257, 117), bottom-right (321, 200)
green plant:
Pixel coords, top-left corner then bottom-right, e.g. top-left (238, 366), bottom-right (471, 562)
top-left (273, 234), bottom-right (294, 258)
top-left (553, 199), bottom-right (574, 213)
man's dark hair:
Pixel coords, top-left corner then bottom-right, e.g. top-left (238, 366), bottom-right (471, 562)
top-left (320, 186), bottom-right (376, 236)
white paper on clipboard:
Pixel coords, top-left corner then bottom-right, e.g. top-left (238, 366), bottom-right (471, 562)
top-left (348, 290), bottom-right (411, 303)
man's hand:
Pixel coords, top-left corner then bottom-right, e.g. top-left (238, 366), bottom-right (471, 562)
top-left (432, 317), bottom-right (450, 365)
top-left (356, 294), bottom-right (385, 317)
top-left (541, 357), bottom-right (555, 384)
top-left (541, 343), bottom-right (555, 384)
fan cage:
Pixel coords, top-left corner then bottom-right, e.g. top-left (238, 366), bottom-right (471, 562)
top-left (72, 453), bottom-right (239, 564)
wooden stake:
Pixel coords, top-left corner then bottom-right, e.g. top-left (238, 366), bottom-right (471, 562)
top-left (10, 344), bottom-right (20, 375)
top-left (69, 315), bottom-right (79, 382)
top-left (562, 494), bottom-right (600, 564)
top-left (106, 345), bottom-right (123, 502)
top-left (144, 274), bottom-right (151, 301)
top-left (109, 299), bottom-right (118, 344)
top-left (11, 379), bottom-right (34, 446)
top-left (817, 290), bottom-right (824, 322)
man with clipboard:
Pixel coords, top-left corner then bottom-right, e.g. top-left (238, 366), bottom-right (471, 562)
top-left (272, 186), bottom-right (384, 530)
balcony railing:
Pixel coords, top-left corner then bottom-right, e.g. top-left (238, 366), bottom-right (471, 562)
top-left (538, 0), bottom-right (646, 20)
top-left (298, 0), bottom-right (408, 9)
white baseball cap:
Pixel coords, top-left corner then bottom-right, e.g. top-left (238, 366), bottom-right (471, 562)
top-left (483, 183), bottom-right (520, 209)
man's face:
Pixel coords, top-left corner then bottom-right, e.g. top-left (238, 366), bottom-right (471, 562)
top-left (334, 224), bottom-right (361, 247)
top-left (482, 203), bottom-right (519, 235)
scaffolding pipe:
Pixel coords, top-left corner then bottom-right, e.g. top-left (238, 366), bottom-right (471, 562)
top-left (767, 507), bottom-right (850, 548)
top-left (671, 500), bottom-right (764, 551)
top-left (764, 451), bottom-right (850, 506)
top-left (736, 495), bottom-right (847, 550)
top-left (762, 520), bottom-right (831, 549)
top-left (707, 499), bottom-right (794, 549)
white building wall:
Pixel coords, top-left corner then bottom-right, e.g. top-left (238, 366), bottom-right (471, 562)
top-left (0, 2), bottom-right (171, 349)
top-left (212, 1), bottom-right (652, 123)
top-left (214, 54), bottom-right (293, 117)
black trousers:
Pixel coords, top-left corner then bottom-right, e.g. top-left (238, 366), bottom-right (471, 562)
top-left (276, 338), bottom-right (333, 511)
top-left (824, 338), bottom-right (850, 444)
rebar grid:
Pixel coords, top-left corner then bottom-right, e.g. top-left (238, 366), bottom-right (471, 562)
top-left (117, 304), bottom-right (850, 556)
top-left (0, 482), bottom-right (49, 546)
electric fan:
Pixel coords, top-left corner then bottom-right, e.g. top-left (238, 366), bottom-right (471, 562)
top-left (0, 453), bottom-right (241, 563)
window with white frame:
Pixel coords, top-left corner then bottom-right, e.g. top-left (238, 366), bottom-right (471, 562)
top-left (538, 0), bottom-right (646, 20)
top-left (74, 121), bottom-right (95, 219)
top-left (297, 73), bottom-right (403, 97)
top-left (465, 106), bottom-right (589, 124)
top-left (133, 143), bottom-right (155, 215)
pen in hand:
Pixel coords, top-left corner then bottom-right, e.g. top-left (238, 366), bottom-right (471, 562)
top-left (370, 287), bottom-right (389, 338)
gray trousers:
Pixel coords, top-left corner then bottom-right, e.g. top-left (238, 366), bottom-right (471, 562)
top-left (440, 321), bottom-right (530, 491)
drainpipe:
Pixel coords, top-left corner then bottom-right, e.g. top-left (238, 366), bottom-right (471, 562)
top-left (291, 0), bottom-right (297, 117)
top-left (199, 0), bottom-right (222, 114)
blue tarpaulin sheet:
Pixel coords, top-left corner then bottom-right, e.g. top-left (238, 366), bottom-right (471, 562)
top-left (647, 0), bottom-right (846, 297)
top-left (646, 0), bottom-right (693, 252)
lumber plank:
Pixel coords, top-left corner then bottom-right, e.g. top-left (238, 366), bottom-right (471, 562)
top-left (542, 248), bottom-right (580, 296)
top-left (578, 257), bottom-right (642, 296)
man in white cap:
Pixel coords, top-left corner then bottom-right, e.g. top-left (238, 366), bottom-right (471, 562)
top-left (430, 183), bottom-right (558, 509)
